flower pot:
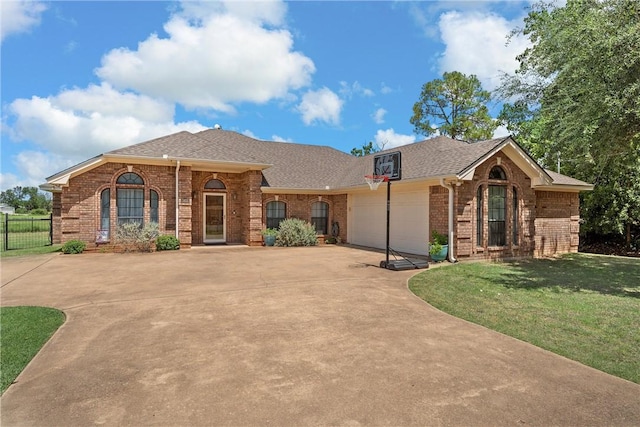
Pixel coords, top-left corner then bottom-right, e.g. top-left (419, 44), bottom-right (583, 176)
top-left (264, 235), bottom-right (276, 246)
top-left (430, 244), bottom-right (448, 262)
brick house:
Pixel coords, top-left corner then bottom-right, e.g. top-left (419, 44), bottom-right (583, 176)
top-left (41, 129), bottom-right (592, 260)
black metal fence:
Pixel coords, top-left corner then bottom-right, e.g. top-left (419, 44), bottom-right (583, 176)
top-left (1, 214), bottom-right (53, 251)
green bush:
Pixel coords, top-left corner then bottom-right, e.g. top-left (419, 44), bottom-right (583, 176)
top-left (275, 218), bottom-right (318, 247)
top-left (15, 207), bottom-right (27, 214)
top-left (156, 235), bottom-right (180, 251)
top-left (115, 222), bottom-right (160, 252)
top-left (29, 208), bottom-right (49, 216)
top-left (429, 230), bottom-right (449, 256)
top-left (62, 240), bottom-right (86, 254)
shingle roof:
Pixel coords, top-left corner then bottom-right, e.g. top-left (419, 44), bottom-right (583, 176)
top-left (544, 170), bottom-right (592, 187)
top-left (83, 129), bottom-right (589, 191)
top-left (194, 130), bottom-right (355, 189)
top-left (336, 136), bottom-right (509, 187)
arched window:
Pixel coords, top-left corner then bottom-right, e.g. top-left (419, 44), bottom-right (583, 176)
top-left (117, 172), bottom-right (144, 185)
top-left (266, 201), bottom-right (286, 229)
top-left (150, 190), bottom-right (159, 224)
top-left (204, 179), bottom-right (226, 190)
top-left (116, 172), bottom-right (144, 225)
top-left (311, 201), bottom-right (329, 234)
top-left (488, 185), bottom-right (506, 246)
top-left (489, 166), bottom-right (507, 180)
top-left (476, 186), bottom-right (483, 245)
top-left (100, 188), bottom-right (110, 234)
top-left (512, 188), bottom-right (518, 245)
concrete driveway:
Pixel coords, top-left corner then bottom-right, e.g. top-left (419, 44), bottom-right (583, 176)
top-left (1, 245), bottom-right (639, 426)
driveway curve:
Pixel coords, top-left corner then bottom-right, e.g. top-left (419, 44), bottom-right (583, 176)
top-left (1, 246), bottom-right (639, 426)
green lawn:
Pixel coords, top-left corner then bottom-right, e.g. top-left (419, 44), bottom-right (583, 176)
top-left (0, 306), bottom-right (65, 394)
top-left (0, 244), bottom-right (62, 258)
top-left (409, 253), bottom-right (640, 383)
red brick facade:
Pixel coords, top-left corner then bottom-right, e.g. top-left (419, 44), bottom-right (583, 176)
top-left (52, 163), bottom-right (348, 248)
top-left (53, 154), bottom-right (581, 258)
top-left (429, 153), bottom-right (581, 260)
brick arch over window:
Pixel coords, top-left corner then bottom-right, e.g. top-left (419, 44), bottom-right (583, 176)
top-left (197, 175), bottom-right (229, 192)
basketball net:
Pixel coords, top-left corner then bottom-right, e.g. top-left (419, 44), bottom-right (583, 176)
top-left (364, 175), bottom-right (388, 191)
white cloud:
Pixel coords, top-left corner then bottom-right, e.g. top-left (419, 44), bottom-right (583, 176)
top-left (373, 128), bottom-right (416, 149)
top-left (0, 151), bottom-right (74, 190)
top-left (271, 134), bottom-right (293, 143)
top-left (379, 83), bottom-right (393, 95)
top-left (339, 81), bottom-right (374, 99)
top-left (438, 11), bottom-right (530, 91)
top-left (297, 87), bottom-right (343, 126)
top-left (0, 0), bottom-right (47, 43)
top-left (96, 1), bottom-right (314, 112)
top-left (493, 124), bottom-right (510, 138)
top-left (8, 84), bottom-right (206, 159)
top-left (372, 108), bottom-right (387, 124)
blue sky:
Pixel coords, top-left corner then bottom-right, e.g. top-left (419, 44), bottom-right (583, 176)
top-left (1, 0), bottom-right (534, 191)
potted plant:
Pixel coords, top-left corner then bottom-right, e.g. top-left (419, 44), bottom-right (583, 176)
top-left (262, 228), bottom-right (278, 246)
top-left (429, 230), bottom-right (448, 262)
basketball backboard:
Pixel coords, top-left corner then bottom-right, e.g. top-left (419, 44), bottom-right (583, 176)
top-left (373, 151), bottom-right (401, 181)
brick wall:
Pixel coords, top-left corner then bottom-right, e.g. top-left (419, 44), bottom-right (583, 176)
top-left (190, 170), bottom-right (263, 246)
top-left (455, 154), bottom-right (537, 260)
top-left (534, 191), bottom-right (580, 256)
top-left (261, 193), bottom-right (348, 243)
top-left (55, 163), bottom-right (177, 246)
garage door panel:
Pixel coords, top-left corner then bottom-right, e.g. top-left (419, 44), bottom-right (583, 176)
top-left (349, 189), bottom-right (429, 256)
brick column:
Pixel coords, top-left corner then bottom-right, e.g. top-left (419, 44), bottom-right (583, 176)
top-left (178, 166), bottom-right (192, 247)
top-left (247, 170), bottom-right (263, 246)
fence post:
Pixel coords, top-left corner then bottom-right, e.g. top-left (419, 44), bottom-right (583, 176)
top-left (50, 212), bottom-right (53, 245)
top-left (4, 214), bottom-right (8, 251)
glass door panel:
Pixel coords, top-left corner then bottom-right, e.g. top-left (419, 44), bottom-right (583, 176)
top-left (204, 194), bottom-right (225, 243)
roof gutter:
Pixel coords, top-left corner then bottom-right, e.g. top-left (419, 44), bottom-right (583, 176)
top-left (439, 178), bottom-right (458, 263)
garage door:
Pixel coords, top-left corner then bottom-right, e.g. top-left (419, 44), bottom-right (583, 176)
top-left (348, 188), bottom-right (429, 256)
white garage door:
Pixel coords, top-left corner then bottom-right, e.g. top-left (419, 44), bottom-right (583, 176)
top-left (348, 187), bottom-right (429, 256)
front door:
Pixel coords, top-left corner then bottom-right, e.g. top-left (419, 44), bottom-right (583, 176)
top-left (203, 193), bottom-right (226, 243)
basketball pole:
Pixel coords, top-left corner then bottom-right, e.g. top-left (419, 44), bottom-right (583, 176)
top-left (385, 179), bottom-right (390, 266)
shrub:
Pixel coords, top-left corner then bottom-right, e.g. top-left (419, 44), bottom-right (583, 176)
top-left (15, 207), bottom-right (27, 214)
top-left (62, 240), bottom-right (86, 254)
top-left (156, 235), bottom-right (180, 251)
top-left (29, 208), bottom-right (49, 216)
top-left (115, 222), bottom-right (160, 252)
top-left (275, 218), bottom-right (318, 247)
top-left (261, 228), bottom-right (278, 237)
top-left (429, 230), bottom-right (448, 256)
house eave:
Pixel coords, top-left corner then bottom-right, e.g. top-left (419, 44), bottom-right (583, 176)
top-left (104, 154), bottom-right (272, 173)
top-left (534, 184), bottom-right (594, 192)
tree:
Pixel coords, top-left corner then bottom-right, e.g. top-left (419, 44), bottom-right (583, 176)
top-left (0, 186), bottom-right (52, 212)
top-left (499, 0), bottom-right (640, 244)
top-left (350, 141), bottom-right (379, 157)
top-left (410, 71), bottom-right (497, 141)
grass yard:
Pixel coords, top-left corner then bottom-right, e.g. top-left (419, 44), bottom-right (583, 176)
top-left (409, 253), bottom-right (640, 384)
top-left (0, 244), bottom-right (62, 258)
top-left (0, 306), bottom-right (66, 394)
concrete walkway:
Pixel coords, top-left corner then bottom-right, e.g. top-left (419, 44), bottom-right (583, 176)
top-left (1, 246), bottom-right (639, 426)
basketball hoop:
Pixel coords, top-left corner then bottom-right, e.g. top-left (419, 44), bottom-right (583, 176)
top-left (364, 175), bottom-right (388, 191)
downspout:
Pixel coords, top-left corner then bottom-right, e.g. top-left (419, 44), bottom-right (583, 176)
top-left (175, 160), bottom-right (181, 240)
top-left (439, 178), bottom-right (458, 263)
